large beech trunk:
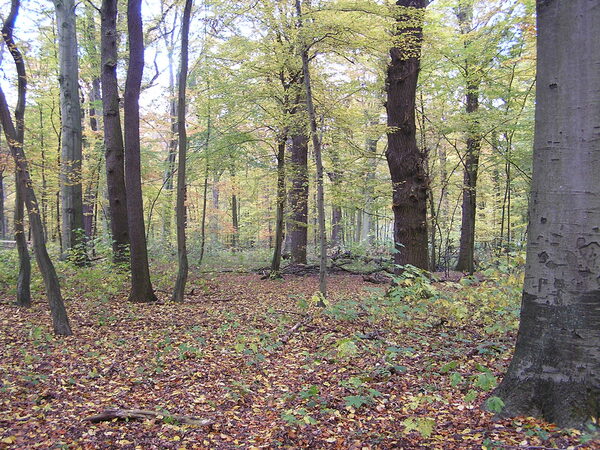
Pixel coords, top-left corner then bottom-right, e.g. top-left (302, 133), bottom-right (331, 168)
top-left (101, 0), bottom-right (129, 265)
top-left (124, 0), bottom-right (157, 303)
top-left (270, 138), bottom-right (287, 276)
top-left (494, 0), bottom-right (600, 428)
top-left (54, 0), bottom-right (86, 262)
top-left (385, 0), bottom-right (429, 271)
top-left (1, 0), bottom-right (72, 335)
top-left (288, 129), bottom-right (309, 265)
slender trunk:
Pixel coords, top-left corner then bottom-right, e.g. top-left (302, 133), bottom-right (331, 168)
top-left (198, 161), bottom-right (209, 265)
top-left (296, 0), bottom-right (327, 299)
top-left (1, 0), bottom-right (71, 335)
top-left (230, 168), bottom-right (239, 251)
top-left (455, 2), bottom-right (481, 274)
top-left (83, 78), bottom-right (102, 243)
top-left (331, 205), bottom-right (342, 246)
top-left (38, 107), bottom-right (48, 240)
top-left (101, 0), bottom-right (129, 264)
top-left (14, 172), bottom-right (31, 307)
top-left (54, 0), bottom-right (86, 263)
top-left (270, 138), bottom-right (286, 276)
top-left (124, 0), bottom-right (156, 303)
top-left (172, 0), bottom-right (191, 303)
top-left (494, 0), bottom-right (600, 427)
top-left (362, 135), bottom-right (378, 243)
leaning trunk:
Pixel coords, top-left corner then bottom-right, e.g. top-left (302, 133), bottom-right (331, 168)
top-left (493, 0), bottom-right (600, 428)
top-left (14, 172), bottom-right (31, 308)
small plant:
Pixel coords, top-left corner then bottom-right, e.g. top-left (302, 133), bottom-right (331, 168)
top-left (402, 417), bottom-right (436, 438)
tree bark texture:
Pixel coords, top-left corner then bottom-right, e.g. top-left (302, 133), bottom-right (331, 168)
top-left (101, 0), bottom-right (130, 265)
top-left (14, 172), bottom-right (31, 307)
top-left (172, 0), bottom-right (192, 303)
top-left (494, 0), bottom-right (600, 428)
top-left (54, 0), bottom-right (85, 262)
top-left (270, 138), bottom-right (287, 276)
top-left (124, 0), bottom-right (157, 303)
top-left (288, 128), bottom-right (309, 265)
top-left (455, 1), bottom-right (481, 274)
top-left (385, 0), bottom-right (429, 271)
top-left (296, 0), bottom-right (327, 298)
top-left (1, 0), bottom-right (72, 335)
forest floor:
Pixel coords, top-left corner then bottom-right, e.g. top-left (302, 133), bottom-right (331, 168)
top-left (0, 269), bottom-right (598, 449)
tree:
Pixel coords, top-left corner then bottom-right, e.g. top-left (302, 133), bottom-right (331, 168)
top-left (0, 0), bottom-right (72, 335)
top-left (172, 0), bottom-right (192, 303)
top-left (124, 0), bottom-right (157, 303)
top-left (385, 0), bottom-right (429, 271)
top-left (455, 0), bottom-right (481, 274)
top-left (53, 0), bottom-right (86, 262)
top-left (493, 0), bottom-right (600, 428)
top-left (101, 0), bottom-right (130, 265)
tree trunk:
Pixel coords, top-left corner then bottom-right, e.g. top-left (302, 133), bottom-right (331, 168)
top-left (385, 0), bottom-right (429, 271)
top-left (0, 161), bottom-right (5, 240)
top-left (493, 0), bottom-right (600, 428)
top-left (54, 0), bottom-right (86, 263)
top-left (331, 205), bottom-right (342, 247)
top-left (124, 0), bottom-right (157, 303)
top-left (83, 78), bottom-right (102, 244)
top-left (455, 1), bottom-right (481, 274)
top-left (288, 130), bottom-right (309, 265)
top-left (101, 0), bottom-right (129, 265)
top-left (14, 172), bottom-right (31, 308)
top-left (172, 0), bottom-right (191, 303)
top-left (296, 0), bottom-right (327, 299)
top-left (270, 138), bottom-right (286, 277)
top-left (1, 0), bottom-right (72, 335)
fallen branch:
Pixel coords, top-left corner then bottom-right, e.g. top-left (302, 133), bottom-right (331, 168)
top-left (280, 315), bottom-right (312, 344)
top-left (84, 409), bottom-right (213, 427)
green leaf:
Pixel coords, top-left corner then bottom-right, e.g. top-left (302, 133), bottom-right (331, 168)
top-left (450, 372), bottom-right (464, 387)
top-left (485, 396), bottom-right (505, 414)
top-left (344, 395), bottom-right (370, 409)
top-left (402, 417), bottom-right (436, 438)
top-left (440, 360), bottom-right (458, 374)
top-left (464, 389), bottom-right (478, 403)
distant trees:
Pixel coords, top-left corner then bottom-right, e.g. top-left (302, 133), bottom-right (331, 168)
top-left (1, 0), bottom-right (72, 335)
top-left (494, 0), bottom-right (600, 428)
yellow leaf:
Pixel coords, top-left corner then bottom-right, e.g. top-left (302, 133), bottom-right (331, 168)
top-left (2, 436), bottom-right (16, 444)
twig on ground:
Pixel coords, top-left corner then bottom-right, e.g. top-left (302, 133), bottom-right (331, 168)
top-left (84, 409), bottom-right (214, 426)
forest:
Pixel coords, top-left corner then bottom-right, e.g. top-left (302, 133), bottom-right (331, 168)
top-left (0, 0), bottom-right (598, 447)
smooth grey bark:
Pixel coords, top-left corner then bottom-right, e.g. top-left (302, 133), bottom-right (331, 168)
top-left (172, 0), bottom-right (192, 303)
top-left (493, 0), bottom-right (600, 428)
top-left (101, 0), bottom-right (130, 265)
top-left (1, 0), bottom-right (72, 335)
top-left (361, 132), bottom-right (379, 243)
top-left (54, 0), bottom-right (86, 263)
top-left (124, 0), bottom-right (157, 303)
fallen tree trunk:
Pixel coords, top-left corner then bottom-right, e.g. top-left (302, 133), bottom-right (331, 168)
top-left (84, 409), bottom-right (213, 426)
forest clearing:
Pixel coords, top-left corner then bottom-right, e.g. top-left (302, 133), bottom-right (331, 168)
top-left (1, 0), bottom-right (599, 447)
top-left (0, 261), bottom-right (597, 449)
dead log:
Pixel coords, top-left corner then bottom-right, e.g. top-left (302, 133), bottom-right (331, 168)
top-left (84, 409), bottom-right (213, 426)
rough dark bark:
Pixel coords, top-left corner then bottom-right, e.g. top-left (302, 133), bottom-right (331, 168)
top-left (54, 0), bottom-right (86, 263)
top-left (101, 0), bottom-right (129, 265)
top-left (288, 129), bottom-right (309, 265)
top-left (270, 138), bottom-right (287, 277)
top-left (1, 0), bottom-right (72, 335)
top-left (83, 77), bottom-right (102, 243)
top-left (493, 0), bottom-right (600, 429)
top-left (385, 0), bottom-right (429, 271)
top-left (124, 0), bottom-right (157, 303)
top-left (230, 168), bottom-right (239, 251)
top-left (455, 1), bottom-right (481, 274)
top-left (172, 0), bottom-right (192, 303)
top-left (14, 172), bottom-right (31, 308)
